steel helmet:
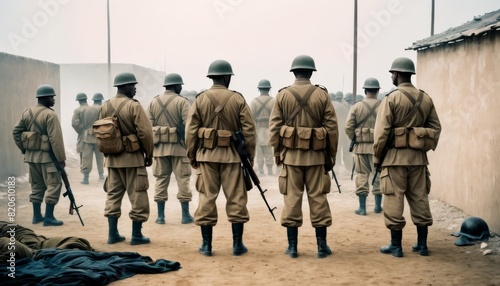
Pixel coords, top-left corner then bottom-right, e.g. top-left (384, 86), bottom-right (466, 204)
top-left (257, 79), bottom-right (272, 89)
top-left (389, 57), bottom-right (416, 74)
top-left (92, 93), bottom-right (104, 101)
top-left (75, 93), bottom-right (87, 101)
top-left (35, 85), bottom-right (56, 98)
top-left (113, 72), bottom-right (138, 87)
top-left (290, 55), bottom-right (317, 71)
top-left (454, 217), bottom-right (491, 246)
top-left (328, 93), bottom-right (336, 100)
top-left (207, 59), bottom-right (234, 77)
top-left (363, 78), bottom-right (381, 89)
top-left (163, 73), bottom-right (184, 86)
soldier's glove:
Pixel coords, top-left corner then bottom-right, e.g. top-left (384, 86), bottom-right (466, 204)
top-left (145, 156), bottom-right (153, 167)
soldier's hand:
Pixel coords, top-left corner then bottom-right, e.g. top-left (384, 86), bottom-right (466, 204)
top-left (374, 162), bottom-right (380, 170)
top-left (145, 156), bottom-right (153, 167)
top-left (191, 160), bottom-right (199, 169)
top-left (275, 156), bottom-right (281, 166)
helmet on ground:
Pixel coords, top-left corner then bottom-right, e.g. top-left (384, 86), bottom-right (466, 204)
top-left (335, 91), bottom-right (344, 100)
top-left (92, 93), bottom-right (104, 101)
top-left (454, 216), bottom-right (491, 246)
top-left (362, 78), bottom-right (381, 89)
top-left (207, 59), bottom-right (234, 77)
top-left (290, 55), bottom-right (317, 71)
top-left (75, 93), bottom-right (87, 101)
top-left (113, 72), bottom-right (138, 87)
top-left (257, 79), bottom-right (272, 89)
top-left (36, 85), bottom-right (56, 98)
top-left (389, 57), bottom-right (416, 74)
top-left (163, 73), bottom-right (184, 86)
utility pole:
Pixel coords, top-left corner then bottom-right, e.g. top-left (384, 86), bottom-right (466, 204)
top-left (431, 0), bottom-right (435, 36)
top-left (352, 0), bottom-right (358, 105)
top-left (107, 0), bottom-right (112, 96)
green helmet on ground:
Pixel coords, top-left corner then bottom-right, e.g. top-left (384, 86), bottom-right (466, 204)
top-left (207, 59), bottom-right (234, 77)
top-left (163, 73), bottom-right (184, 86)
top-left (92, 93), bottom-right (104, 101)
top-left (290, 55), bottom-right (317, 71)
top-left (257, 79), bottom-right (272, 89)
top-left (75, 93), bottom-right (87, 101)
top-left (113, 72), bottom-right (138, 87)
top-left (454, 217), bottom-right (491, 246)
top-left (389, 57), bottom-right (416, 74)
top-left (36, 85), bottom-right (56, 98)
top-left (362, 78), bottom-right (381, 89)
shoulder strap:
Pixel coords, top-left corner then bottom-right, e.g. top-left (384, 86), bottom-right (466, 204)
top-left (254, 97), bottom-right (272, 119)
top-left (356, 100), bottom-right (381, 127)
top-left (204, 91), bottom-right (234, 128)
top-left (154, 95), bottom-right (177, 126)
top-left (28, 108), bottom-right (46, 134)
top-left (398, 89), bottom-right (424, 125)
top-left (107, 99), bottom-right (130, 134)
top-left (285, 85), bottom-right (320, 126)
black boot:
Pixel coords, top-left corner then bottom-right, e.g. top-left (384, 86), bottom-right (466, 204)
top-left (107, 216), bottom-right (125, 244)
top-left (43, 204), bottom-right (63, 226)
top-left (285, 227), bottom-right (298, 258)
top-left (81, 174), bottom-right (89, 184)
top-left (155, 202), bottom-right (165, 224)
top-left (32, 202), bottom-right (44, 224)
top-left (130, 221), bottom-right (150, 245)
top-left (181, 202), bottom-right (194, 224)
top-left (380, 230), bottom-right (403, 257)
top-left (374, 194), bottom-right (383, 213)
top-left (232, 223), bottom-right (248, 256)
top-left (316, 227), bottom-right (332, 258)
top-left (354, 195), bottom-right (367, 216)
top-left (412, 226), bottom-right (429, 256)
top-left (199, 225), bottom-right (213, 256)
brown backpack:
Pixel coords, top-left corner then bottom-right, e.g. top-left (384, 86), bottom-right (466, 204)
top-left (92, 100), bottom-right (128, 155)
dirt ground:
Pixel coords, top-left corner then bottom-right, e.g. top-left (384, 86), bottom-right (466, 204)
top-left (2, 155), bottom-right (500, 286)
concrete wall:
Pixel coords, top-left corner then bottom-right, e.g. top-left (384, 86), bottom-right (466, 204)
top-left (60, 64), bottom-right (165, 153)
top-left (416, 31), bottom-right (500, 233)
top-left (0, 53), bottom-right (60, 179)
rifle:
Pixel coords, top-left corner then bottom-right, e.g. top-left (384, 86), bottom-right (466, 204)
top-left (331, 169), bottom-right (341, 193)
top-left (324, 136), bottom-right (341, 193)
top-left (349, 137), bottom-right (356, 181)
top-left (372, 135), bottom-right (392, 186)
top-left (232, 130), bottom-right (277, 221)
top-left (48, 148), bottom-right (84, 226)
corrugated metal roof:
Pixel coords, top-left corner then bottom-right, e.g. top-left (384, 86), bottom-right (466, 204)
top-left (407, 9), bottom-right (500, 51)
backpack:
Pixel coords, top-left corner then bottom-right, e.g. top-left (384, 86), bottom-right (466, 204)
top-left (92, 100), bottom-right (128, 154)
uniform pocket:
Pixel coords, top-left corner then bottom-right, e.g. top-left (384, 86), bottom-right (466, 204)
top-left (135, 167), bottom-right (149, 192)
top-left (280, 125), bottom-right (295, 149)
top-left (45, 166), bottom-right (61, 185)
top-left (152, 126), bottom-right (161, 145)
top-left (159, 126), bottom-right (170, 143)
top-left (296, 127), bottom-right (312, 150)
top-left (123, 134), bottom-right (141, 152)
top-left (360, 127), bottom-right (374, 143)
top-left (379, 168), bottom-right (393, 195)
top-left (393, 127), bottom-right (408, 148)
top-left (181, 157), bottom-right (192, 176)
top-left (22, 131), bottom-right (41, 151)
top-left (321, 171), bottom-right (332, 194)
top-left (278, 166), bottom-right (288, 195)
top-left (312, 127), bottom-right (327, 151)
top-left (195, 168), bottom-right (205, 193)
top-left (203, 128), bottom-right (216, 149)
top-left (168, 127), bottom-right (178, 143)
top-left (217, 130), bottom-right (232, 147)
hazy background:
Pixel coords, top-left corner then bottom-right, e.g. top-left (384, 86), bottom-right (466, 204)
top-left (1, 0), bottom-right (499, 100)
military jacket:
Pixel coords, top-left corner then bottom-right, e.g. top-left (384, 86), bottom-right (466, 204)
top-left (72, 103), bottom-right (99, 144)
top-left (345, 98), bottom-right (381, 154)
top-left (250, 94), bottom-right (275, 146)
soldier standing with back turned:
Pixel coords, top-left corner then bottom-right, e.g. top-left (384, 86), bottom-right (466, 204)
top-left (186, 59), bottom-right (256, 257)
top-left (13, 85), bottom-right (66, 227)
top-left (148, 73), bottom-right (194, 225)
top-left (374, 57), bottom-right (441, 257)
top-left (269, 55), bottom-right (338, 259)
top-left (345, 77), bottom-right (382, 216)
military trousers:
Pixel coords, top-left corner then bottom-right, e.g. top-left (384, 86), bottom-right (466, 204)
top-left (153, 156), bottom-right (192, 203)
top-left (80, 142), bottom-right (104, 175)
top-left (279, 164), bottom-right (332, 228)
top-left (354, 153), bottom-right (380, 196)
top-left (28, 162), bottom-right (62, 205)
top-left (194, 162), bottom-right (249, 226)
top-left (104, 167), bottom-right (150, 222)
top-left (380, 165), bottom-right (433, 230)
top-left (255, 145), bottom-right (274, 171)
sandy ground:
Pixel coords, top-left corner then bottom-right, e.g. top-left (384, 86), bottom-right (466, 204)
top-left (1, 156), bottom-right (499, 286)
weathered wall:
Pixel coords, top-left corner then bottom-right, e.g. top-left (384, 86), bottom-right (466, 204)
top-left (0, 53), bottom-right (60, 179)
top-left (416, 31), bottom-right (500, 233)
top-left (60, 64), bottom-right (165, 154)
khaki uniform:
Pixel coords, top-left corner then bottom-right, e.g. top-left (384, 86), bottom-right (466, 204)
top-left (99, 94), bottom-right (154, 222)
top-left (345, 98), bottom-right (381, 196)
top-left (186, 84), bottom-right (256, 226)
top-left (332, 100), bottom-right (353, 172)
top-left (147, 91), bottom-right (192, 203)
top-left (250, 94), bottom-right (275, 174)
top-left (373, 82), bottom-right (441, 230)
top-left (268, 79), bottom-right (338, 227)
top-left (71, 103), bottom-right (104, 175)
top-left (12, 104), bottom-right (66, 204)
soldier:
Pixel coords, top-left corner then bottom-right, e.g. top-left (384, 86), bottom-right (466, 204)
top-left (330, 91), bottom-right (352, 173)
top-left (100, 72), bottom-right (154, 245)
top-left (12, 85), bottom-right (66, 226)
top-left (186, 59), bottom-right (256, 257)
top-left (71, 93), bottom-right (103, 184)
top-left (269, 55), bottom-right (338, 259)
top-left (90, 93), bottom-right (105, 180)
top-left (374, 57), bottom-right (441, 257)
top-left (147, 73), bottom-right (194, 225)
top-left (345, 78), bottom-right (382, 216)
top-left (250, 79), bottom-right (275, 176)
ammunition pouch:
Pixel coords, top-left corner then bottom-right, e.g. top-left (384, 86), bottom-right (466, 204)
top-left (22, 132), bottom-right (50, 151)
top-left (279, 125), bottom-right (328, 151)
top-left (279, 125), bottom-right (295, 149)
top-left (217, 130), bottom-right (232, 147)
top-left (312, 127), bottom-right (327, 151)
top-left (355, 127), bottom-right (374, 143)
top-left (123, 134), bottom-right (141, 152)
top-left (393, 127), bottom-right (437, 151)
